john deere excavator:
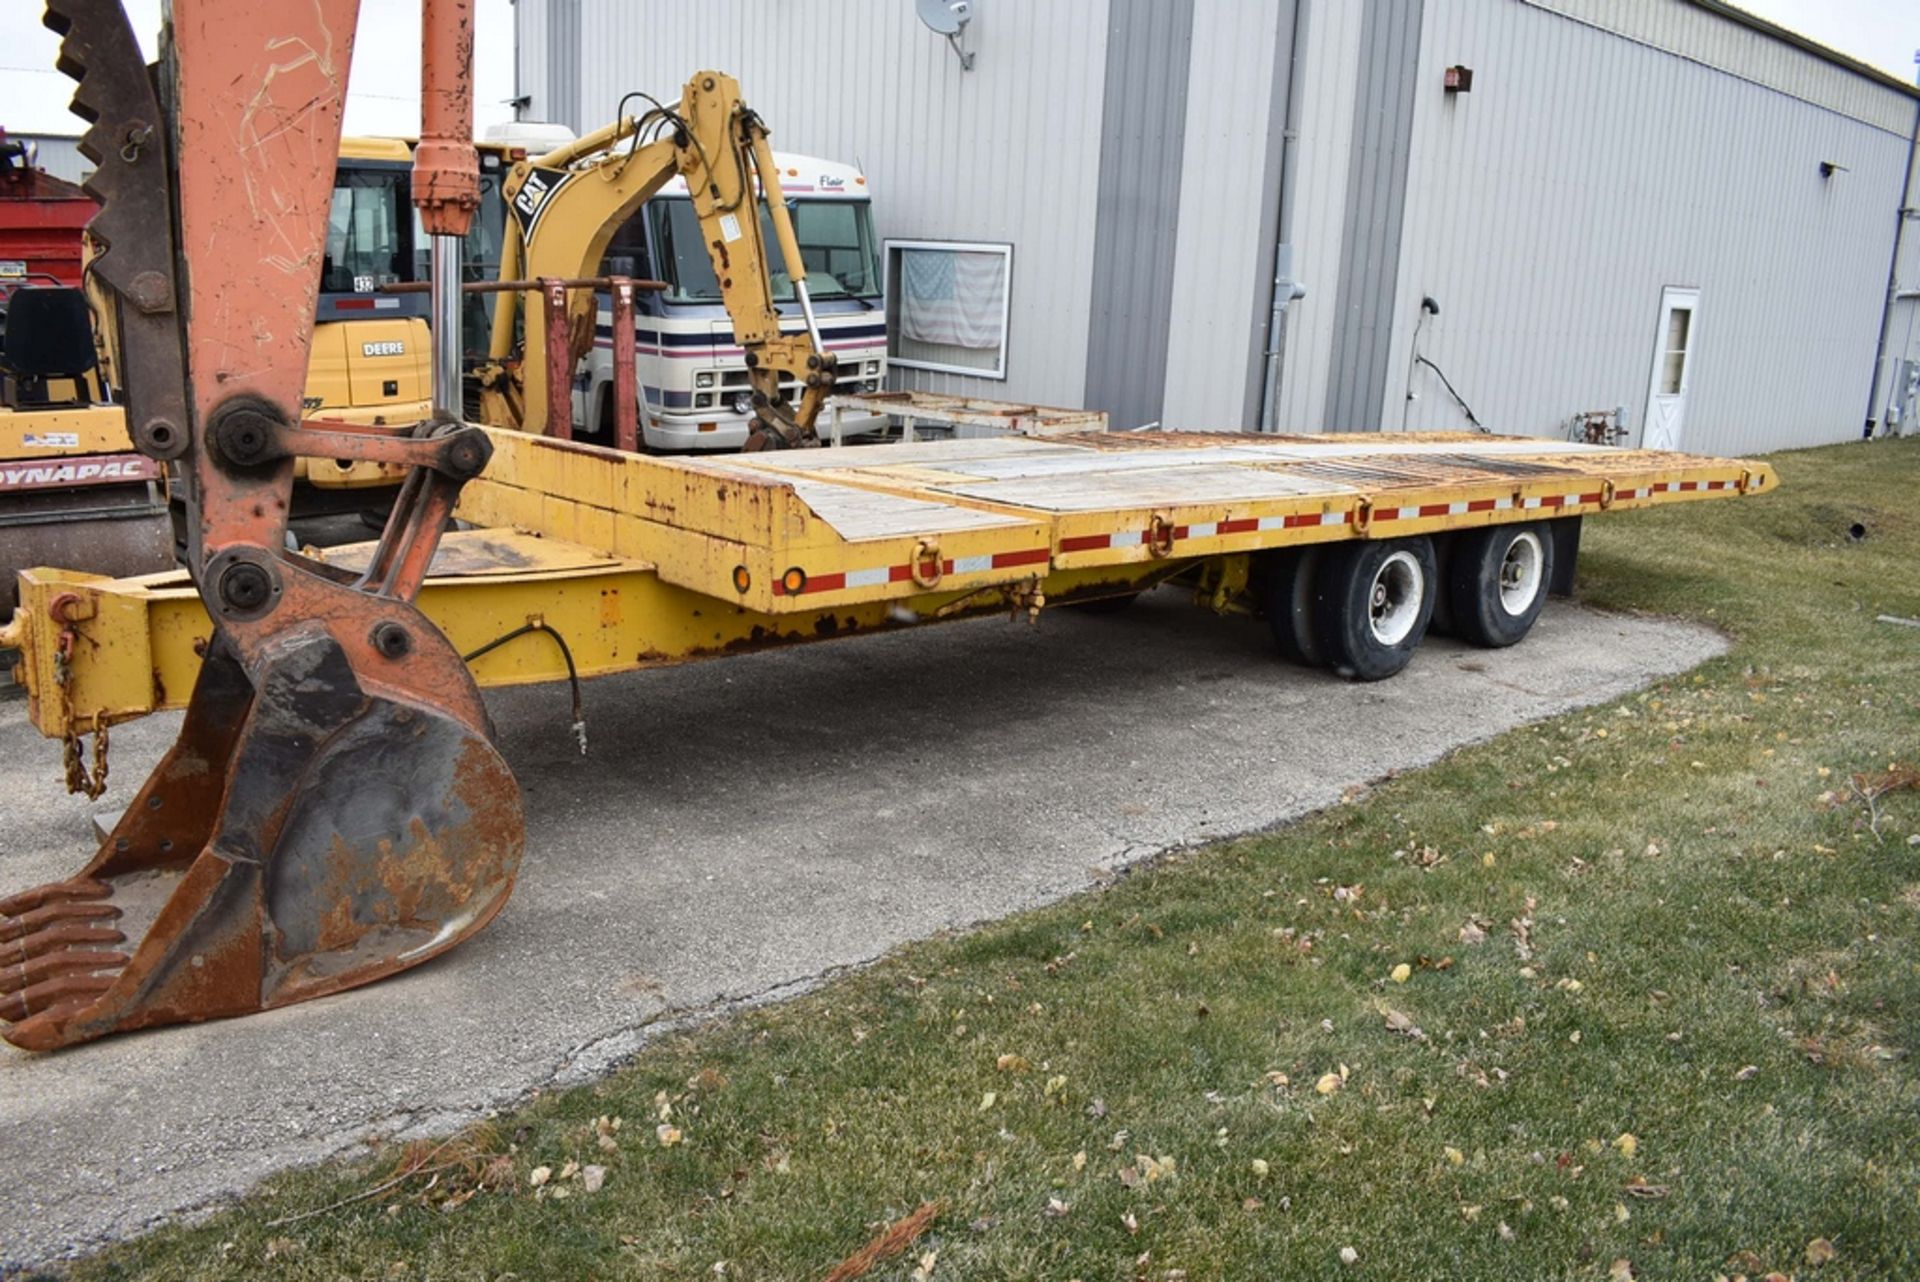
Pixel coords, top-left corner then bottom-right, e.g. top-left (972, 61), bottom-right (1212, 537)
top-left (0, 0), bottom-right (833, 1051)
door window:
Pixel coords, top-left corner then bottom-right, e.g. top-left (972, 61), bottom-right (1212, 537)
top-left (1660, 306), bottom-right (1692, 394)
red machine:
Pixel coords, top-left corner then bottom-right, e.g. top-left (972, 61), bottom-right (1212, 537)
top-left (0, 130), bottom-right (96, 292)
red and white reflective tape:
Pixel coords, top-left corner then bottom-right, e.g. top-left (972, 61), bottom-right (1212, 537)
top-left (771, 545), bottom-right (1051, 597)
top-left (1062, 508), bottom-right (1345, 553)
top-left (1375, 495), bottom-right (1526, 522)
top-left (1616, 479), bottom-right (1731, 501)
top-left (771, 477), bottom-right (1742, 594)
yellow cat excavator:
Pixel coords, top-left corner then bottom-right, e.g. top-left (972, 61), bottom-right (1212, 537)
top-left (473, 97), bottom-right (840, 450)
top-left (0, 0), bottom-right (829, 1051)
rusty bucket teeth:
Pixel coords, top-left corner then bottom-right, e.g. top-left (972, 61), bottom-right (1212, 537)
top-left (0, 633), bottom-right (524, 1054)
top-left (0, 879), bottom-right (129, 1025)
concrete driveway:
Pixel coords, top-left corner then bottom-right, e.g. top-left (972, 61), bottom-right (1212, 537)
top-left (0, 593), bottom-right (1725, 1268)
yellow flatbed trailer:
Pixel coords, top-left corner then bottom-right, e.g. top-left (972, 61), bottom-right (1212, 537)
top-left (6, 426), bottom-right (1772, 747)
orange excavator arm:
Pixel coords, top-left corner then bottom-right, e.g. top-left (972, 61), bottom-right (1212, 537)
top-left (1, 0), bottom-right (521, 1051)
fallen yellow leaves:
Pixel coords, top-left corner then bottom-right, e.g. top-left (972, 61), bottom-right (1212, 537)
top-left (1613, 1132), bottom-right (1638, 1159)
top-left (1117, 1153), bottom-right (1178, 1188)
top-left (1389, 963), bottom-right (1412, 984)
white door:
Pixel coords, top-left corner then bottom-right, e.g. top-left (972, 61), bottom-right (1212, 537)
top-left (1641, 287), bottom-right (1699, 451)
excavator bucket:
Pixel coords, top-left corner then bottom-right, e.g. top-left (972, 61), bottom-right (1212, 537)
top-left (1, 635), bottom-right (523, 1051)
top-left (3, 0), bottom-right (524, 1051)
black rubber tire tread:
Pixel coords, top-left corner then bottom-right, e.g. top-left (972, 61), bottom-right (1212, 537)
top-left (1262, 547), bottom-right (1324, 666)
top-left (1311, 536), bottom-right (1437, 682)
top-left (1427, 535), bottom-right (1457, 637)
top-left (1447, 520), bottom-right (1555, 649)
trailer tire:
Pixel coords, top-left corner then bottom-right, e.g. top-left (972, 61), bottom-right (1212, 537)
top-left (1447, 521), bottom-right (1554, 648)
top-left (1427, 535), bottom-right (1458, 637)
top-left (1312, 536), bottom-right (1436, 681)
top-left (1262, 547), bottom-right (1324, 666)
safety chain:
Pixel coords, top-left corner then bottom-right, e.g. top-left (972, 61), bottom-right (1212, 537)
top-left (53, 639), bottom-right (110, 799)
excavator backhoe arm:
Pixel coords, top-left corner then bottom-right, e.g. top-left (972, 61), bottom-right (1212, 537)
top-left (1, 0), bottom-right (521, 1052)
top-left (482, 75), bottom-right (836, 451)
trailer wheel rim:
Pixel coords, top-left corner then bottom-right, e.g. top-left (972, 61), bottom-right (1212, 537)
top-left (1497, 531), bottom-right (1544, 617)
top-left (1367, 550), bottom-right (1424, 646)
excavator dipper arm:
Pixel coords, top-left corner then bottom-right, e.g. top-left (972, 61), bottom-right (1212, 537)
top-left (1, 0), bottom-right (523, 1052)
top-left (488, 73), bottom-right (836, 451)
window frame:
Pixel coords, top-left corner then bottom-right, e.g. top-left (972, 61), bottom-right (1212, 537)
top-left (883, 238), bottom-right (1013, 380)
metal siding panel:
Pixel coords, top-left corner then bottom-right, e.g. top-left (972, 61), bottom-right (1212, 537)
top-left (10, 136), bottom-right (89, 184)
top-left (1275, 0), bottom-right (1366, 431)
top-left (545, 0), bottom-right (581, 130)
top-left (516, 0), bottom-right (549, 123)
top-left (1084, 0), bottom-right (1196, 430)
top-left (1390, 0), bottom-right (1908, 455)
top-left (1519, 0), bottom-right (1916, 137)
top-left (1161, 0), bottom-right (1286, 431)
top-left (1324, 0), bottom-right (1424, 432)
top-left (568, 0), bottom-right (1110, 411)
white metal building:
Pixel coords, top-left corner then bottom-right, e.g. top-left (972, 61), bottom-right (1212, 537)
top-left (7, 133), bottom-right (90, 186)
top-left (513, 0), bottom-right (1920, 454)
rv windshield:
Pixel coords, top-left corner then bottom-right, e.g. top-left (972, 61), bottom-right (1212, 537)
top-left (650, 197), bottom-right (881, 304)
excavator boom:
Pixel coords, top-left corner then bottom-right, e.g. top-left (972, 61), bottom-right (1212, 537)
top-left (1, 0), bottom-right (521, 1052)
top-left (482, 74), bottom-right (835, 451)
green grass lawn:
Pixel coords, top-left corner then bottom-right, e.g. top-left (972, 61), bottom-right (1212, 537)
top-left (60, 437), bottom-right (1920, 1282)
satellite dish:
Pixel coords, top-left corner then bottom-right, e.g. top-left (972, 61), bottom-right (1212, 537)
top-left (916, 0), bottom-right (971, 36)
top-left (916, 0), bottom-right (976, 69)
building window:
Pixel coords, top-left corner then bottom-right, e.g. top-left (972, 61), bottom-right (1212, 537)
top-left (885, 240), bottom-right (1011, 379)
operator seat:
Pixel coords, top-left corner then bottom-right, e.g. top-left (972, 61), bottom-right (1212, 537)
top-left (1, 285), bottom-right (99, 408)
